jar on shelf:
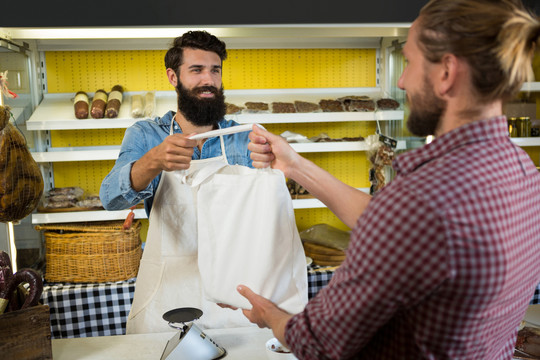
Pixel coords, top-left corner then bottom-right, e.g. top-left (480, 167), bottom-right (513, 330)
top-left (517, 117), bottom-right (531, 137)
top-left (508, 117), bottom-right (518, 137)
top-left (531, 119), bottom-right (540, 137)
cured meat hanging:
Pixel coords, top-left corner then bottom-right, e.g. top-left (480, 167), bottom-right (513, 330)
top-left (0, 105), bottom-right (44, 222)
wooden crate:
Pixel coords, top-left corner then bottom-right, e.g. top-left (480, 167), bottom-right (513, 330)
top-left (0, 305), bottom-right (52, 360)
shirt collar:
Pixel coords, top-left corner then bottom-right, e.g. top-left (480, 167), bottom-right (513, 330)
top-left (393, 116), bottom-right (509, 176)
top-left (157, 111), bottom-right (225, 133)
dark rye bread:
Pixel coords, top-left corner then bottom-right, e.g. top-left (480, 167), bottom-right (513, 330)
top-left (376, 98), bottom-right (400, 110)
top-left (294, 101), bottom-right (320, 113)
top-left (271, 102), bottom-right (296, 113)
top-left (319, 99), bottom-right (344, 112)
top-left (337, 95), bottom-right (374, 112)
top-left (348, 99), bottom-right (375, 112)
top-left (225, 103), bottom-right (244, 115)
top-left (244, 102), bottom-right (269, 112)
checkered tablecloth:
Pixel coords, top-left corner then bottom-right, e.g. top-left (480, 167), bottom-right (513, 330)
top-left (40, 266), bottom-right (336, 339)
top-left (41, 268), bottom-right (540, 339)
top-left (41, 279), bottom-right (136, 339)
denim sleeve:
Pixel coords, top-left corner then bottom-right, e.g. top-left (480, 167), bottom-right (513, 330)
top-left (99, 124), bottom-right (156, 210)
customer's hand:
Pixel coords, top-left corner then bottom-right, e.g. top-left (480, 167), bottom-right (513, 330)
top-left (236, 285), bottom-right (293, 347)
top-left (248, 125), bottom-right (301, 178)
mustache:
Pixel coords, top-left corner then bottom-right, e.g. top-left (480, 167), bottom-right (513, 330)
top-left (193, 86), bottom-right (219, 95)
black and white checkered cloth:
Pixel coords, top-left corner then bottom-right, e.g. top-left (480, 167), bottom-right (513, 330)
top-left (40, 270), bottom-right (539, 339)
top-left (530, 285), bottom-right (540, 305)
top-left (41, 279), bottom-right (136, 339)
top-left (40, 268), bottom-right (335, 339)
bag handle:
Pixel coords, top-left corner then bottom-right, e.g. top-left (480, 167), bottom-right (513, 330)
top-left (176, 161), bottom-right (230, 187)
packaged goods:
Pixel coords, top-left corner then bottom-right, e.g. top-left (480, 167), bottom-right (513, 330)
top-left (294, 100), bottom-right (320, 113)
top-left (376, 98), bottom-right (400, 110)
top-left (105, 85), bottom-right (124, 118)
top-left (319, 99), bottom-right (344, 112)
top-left (244, 102), bottom-right (269, 113)
top-left (73, 91), bottom-right (89, 119)
top-left (271, 102), bottom-right (296, 113)
top-left (90, 89), bottom-right (108, 119)
top-left (131, 94), bottom-right (144, 117)
top-left (225, 102), bottom-right (244, 115)
top-left (144, 91), bottom-right (156, 118)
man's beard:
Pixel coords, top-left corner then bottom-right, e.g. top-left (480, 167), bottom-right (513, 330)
top-left (176, 82), bottom-right (226, 127)
top-left (406, 74), bottom-right (446, 137)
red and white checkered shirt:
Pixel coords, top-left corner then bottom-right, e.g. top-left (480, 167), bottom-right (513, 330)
top-left (286, 116), bottom-right (540, 359)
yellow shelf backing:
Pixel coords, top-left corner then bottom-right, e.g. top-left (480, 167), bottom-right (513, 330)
top-left (45, 49), bottom-right (377, 92)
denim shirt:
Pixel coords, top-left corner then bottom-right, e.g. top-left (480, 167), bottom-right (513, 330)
top-left (99, 111), bottom-right (253, 215)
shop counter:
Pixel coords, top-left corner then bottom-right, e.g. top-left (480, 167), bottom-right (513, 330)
top-left (40, 265), bottom-right (336, 339)
top-left (52, 326), bottom-right (273, 360)
top-left (41, 266), bottom-right (540, 340)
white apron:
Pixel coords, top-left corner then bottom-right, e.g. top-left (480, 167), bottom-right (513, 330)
top-left (126, 121), bottom-right (251, 334)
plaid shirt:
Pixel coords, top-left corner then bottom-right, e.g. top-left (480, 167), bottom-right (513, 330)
top-left (286, 116), bottom-right (540, 360)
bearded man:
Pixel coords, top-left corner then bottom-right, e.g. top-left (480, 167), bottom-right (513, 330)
top-left (100, 31), bottom-right (253, 333)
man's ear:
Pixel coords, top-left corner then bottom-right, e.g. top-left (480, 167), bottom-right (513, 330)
top-left (437, 53), bottom-right (459, 97)
top-left (166, 68), bottom-right (178, 87)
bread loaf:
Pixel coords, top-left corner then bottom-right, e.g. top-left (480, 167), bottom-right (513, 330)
top-left (319, 99), bottom-right (344, 112)
top-left (225, 103), bottom-right (244, 115)
top-left (294, 101), bottom-right (320, 113)
top-left (131, 94), bottom-right (144, 118)
top-left (271, 102), bottom-right (296, 113)
top-left (244, 102), bottom-right (269, 113)
top-left (0, 106), bottom-right (44, 222)
top-left (105, 85), bottom-right (124, 118)
top-left (144, 91), bottom-right (155, 118)
top-left (90, 89), bottom-right (108, 119)
top-left (74, 91), bottom-right (89, 119)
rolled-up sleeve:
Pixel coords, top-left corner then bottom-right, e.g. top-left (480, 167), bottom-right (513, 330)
top-left (100, 123), bottom-right (158, 211)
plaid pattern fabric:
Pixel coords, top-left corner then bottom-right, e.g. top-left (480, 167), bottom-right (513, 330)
top-left (307, 265), bottom-right (335, 299)
top-left (41, 279), bottom-right (136, 339)
top-left (41, 268), bottom-right (335, 339)
top-left (285, 117), bottom-right (540, 360)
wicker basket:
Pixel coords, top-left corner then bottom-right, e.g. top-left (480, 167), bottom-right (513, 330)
top-left (35, 220), bottom-right (142, 283)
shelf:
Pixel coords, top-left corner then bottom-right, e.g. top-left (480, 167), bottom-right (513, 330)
top-left (26, 89), bottom-right (404, 130)
top-left (31, 208), bottom-right (147, 224)
top-left (31, 146), bottom-right (120, 162)
top-left (30, 140), bottom-right (407, 162)
top-left (293, 188), bottom-right (370, 209)
top-left (520, 82), bottom-right (540, 92)
top-left (291, 140), bottom-right (407, 153)
top-left (510, 137), bottom-right (540, 147)
top-left (31, 189), bottom-right (371, 223)
top-left (4, 25), bottom-right (410, 51)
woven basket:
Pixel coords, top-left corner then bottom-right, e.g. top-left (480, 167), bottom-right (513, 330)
top-left (35, 220), bottom-right (142, 283)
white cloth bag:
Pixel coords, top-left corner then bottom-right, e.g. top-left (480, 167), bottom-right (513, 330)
top-left (188, 162), bottom-right (308, 313)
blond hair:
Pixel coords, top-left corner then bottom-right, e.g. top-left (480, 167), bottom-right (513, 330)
top-left (417, 0), bottom-right (540, 102)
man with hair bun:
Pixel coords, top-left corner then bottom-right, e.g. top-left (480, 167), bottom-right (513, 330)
top-left (232, 0), bottom-right (540, 358)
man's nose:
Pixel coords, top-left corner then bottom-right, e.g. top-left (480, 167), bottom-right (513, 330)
top-left (200, 70), bottom-right (215, 86)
